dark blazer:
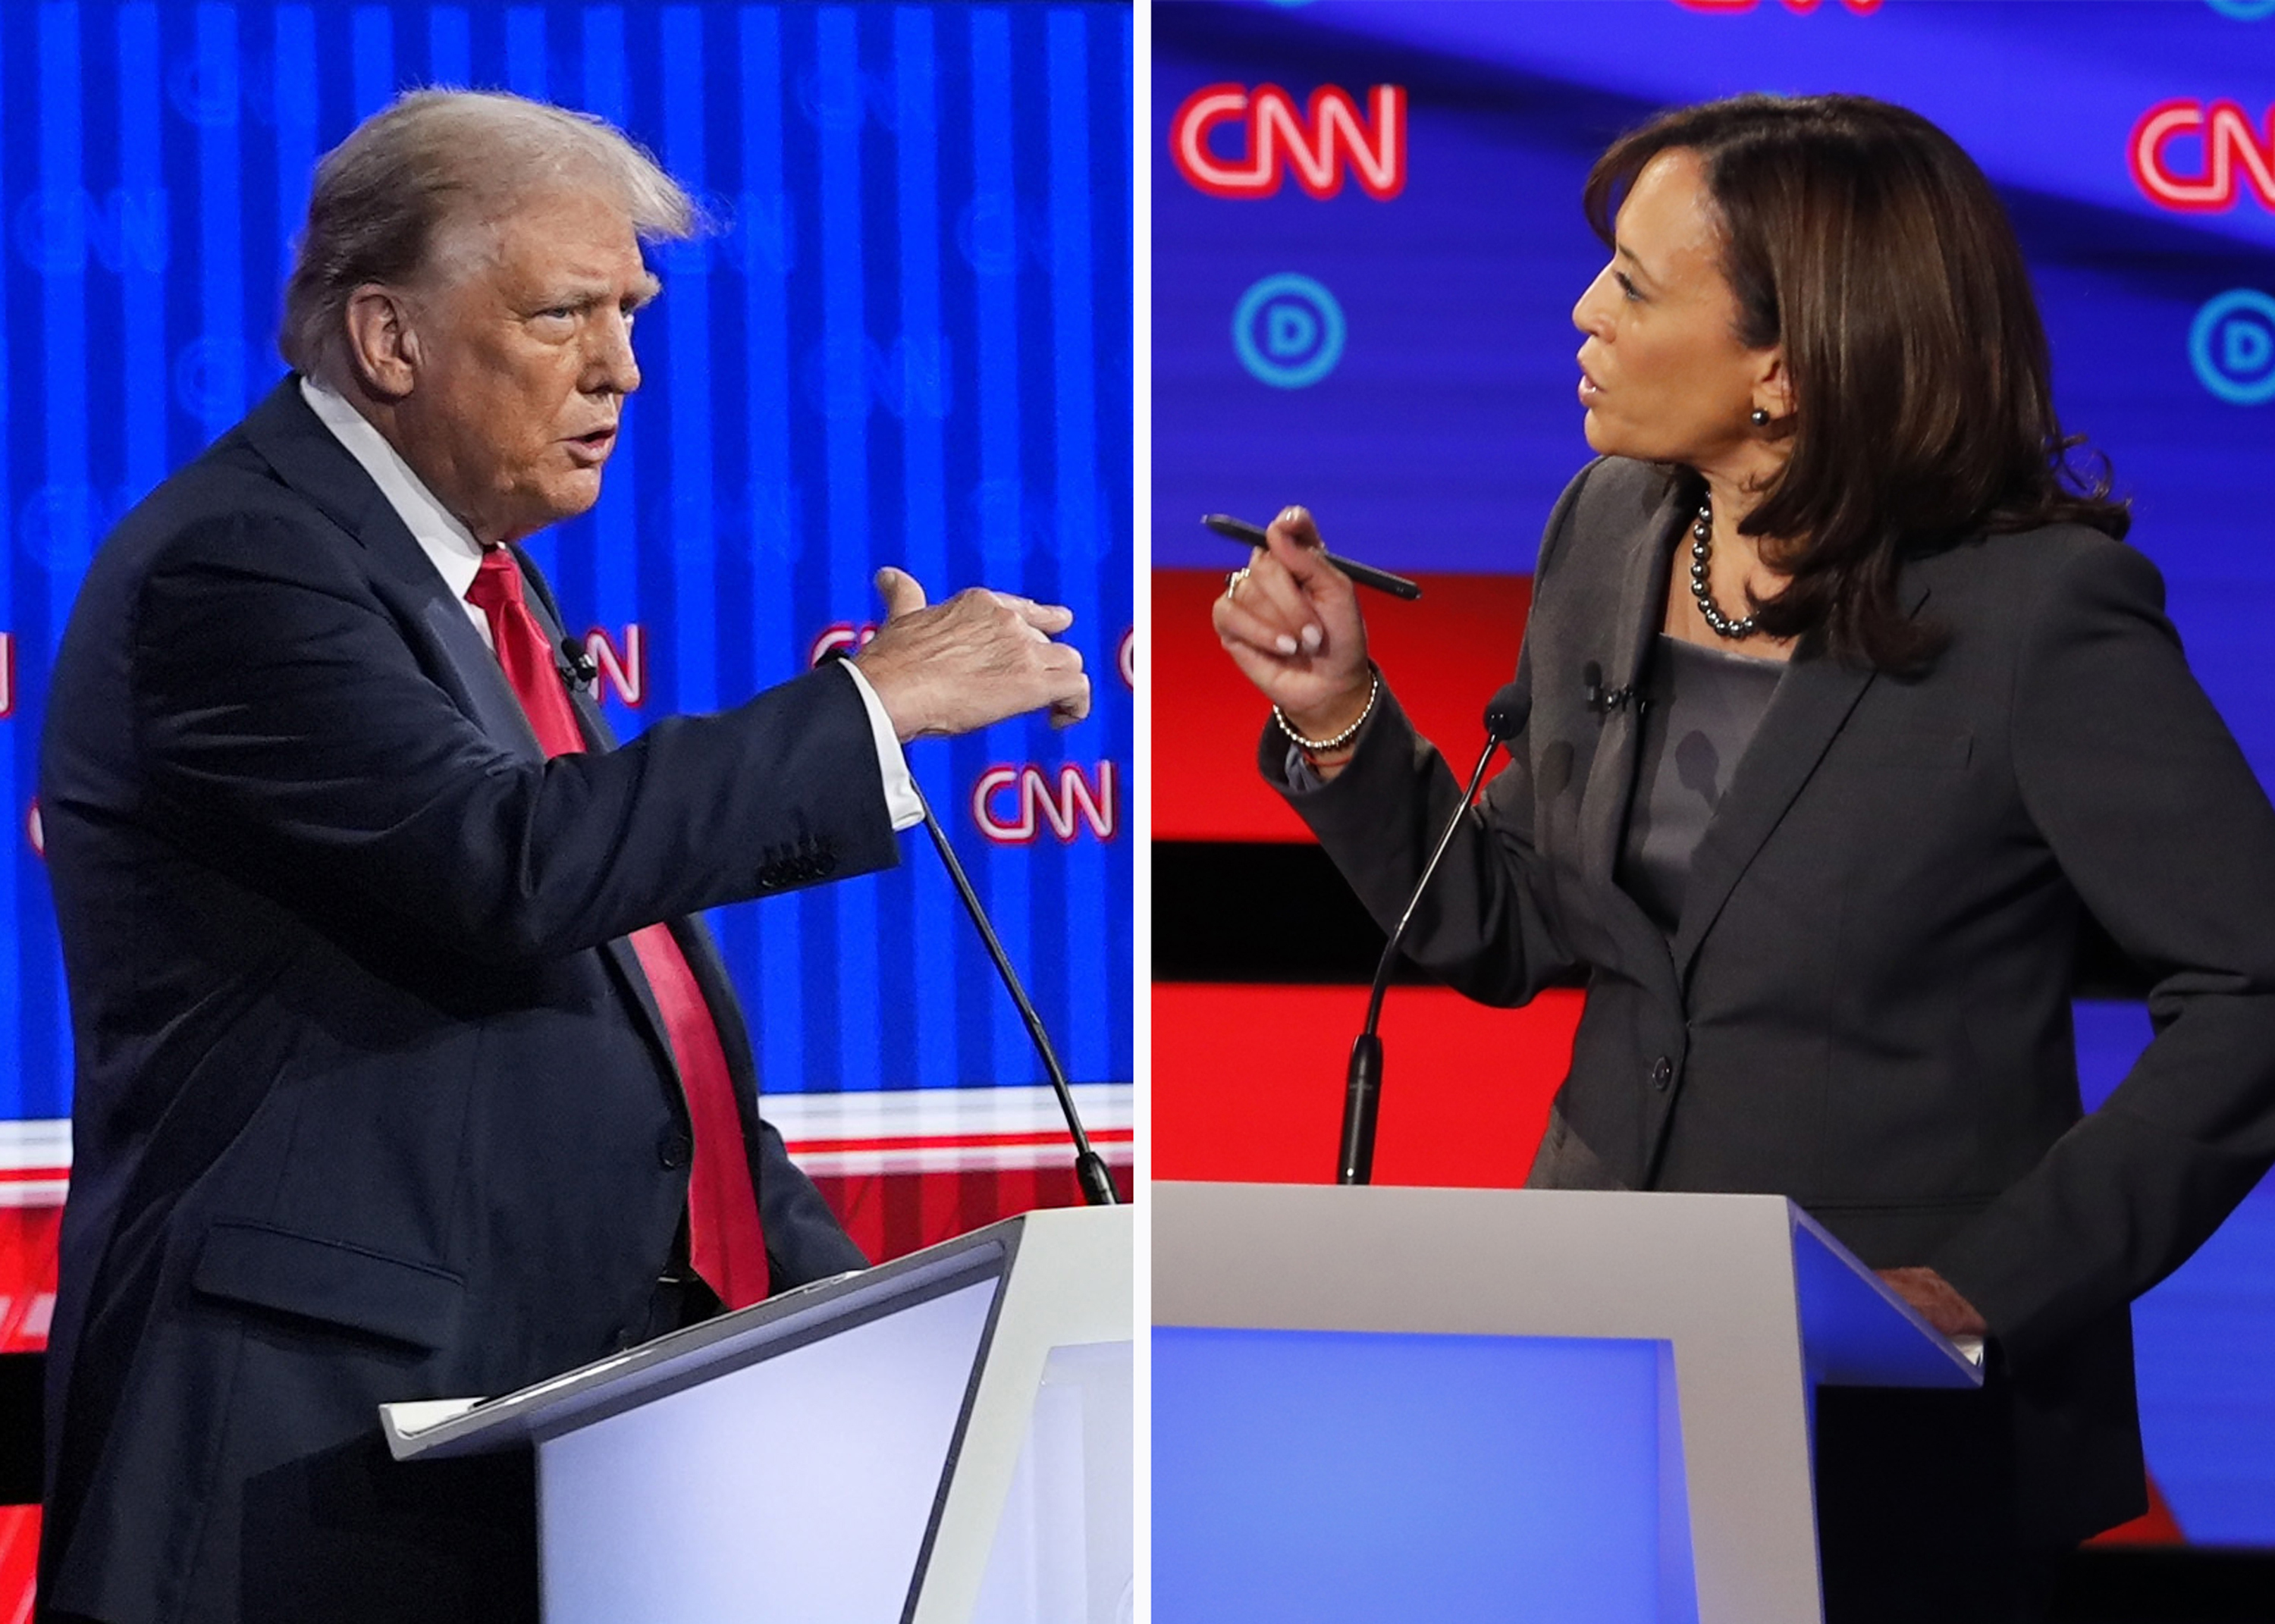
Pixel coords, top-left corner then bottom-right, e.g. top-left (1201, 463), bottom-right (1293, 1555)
top-left (36, 379), bottom-right (892, 1624)
top-left (1272, 456), bottom-right (2275, 1544)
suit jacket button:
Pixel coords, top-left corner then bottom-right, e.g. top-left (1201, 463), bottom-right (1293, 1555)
top-left (815, 852), bottom-right (837, 876)
top-left (1650, 1056), bottom-right (1673, 1091)
top-left (657, 1129), bottom-right (693, 1170)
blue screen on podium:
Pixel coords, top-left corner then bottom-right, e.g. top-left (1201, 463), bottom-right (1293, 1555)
top-left (1154, 1325), bottom-right (1695, 1623)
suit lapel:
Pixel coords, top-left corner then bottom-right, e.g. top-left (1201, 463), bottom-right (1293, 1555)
top-left (507, 551), bottom-right (684, 1082)
top-left (1579, 478), bottom-right (1687, 898)
top-left (1668, 572), bottom-right (1933, 982)
top-left (237, 380), bottom-right (544, 761)
top-left (508, 547), bottom-right (620, 754)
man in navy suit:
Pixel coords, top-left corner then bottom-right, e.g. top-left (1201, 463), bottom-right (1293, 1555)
top-left (35, 90), bottom-right (1090, 1624)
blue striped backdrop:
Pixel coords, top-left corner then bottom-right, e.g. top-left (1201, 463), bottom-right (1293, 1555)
top-left (0, 1), bottom-right (1134, 1115)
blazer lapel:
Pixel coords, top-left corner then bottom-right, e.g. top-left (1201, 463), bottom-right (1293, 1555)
top-left (237, 379), bottom-right (545, 761)
top-left (507, 549), bottom-right (682, 1081)
top-left (1668, 572), bottom-right (1934, 982)
top-left (507, 544), bottom-right (620, 752)
top-left (1579, 478), bottom-right (1687, 897)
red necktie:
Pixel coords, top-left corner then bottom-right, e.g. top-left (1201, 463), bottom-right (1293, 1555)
top-left (465, 547), bottom-right (770, 1309)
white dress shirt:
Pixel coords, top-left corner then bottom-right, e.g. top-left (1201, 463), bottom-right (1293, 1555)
top-left (299, 376), bottom-right (923, 831)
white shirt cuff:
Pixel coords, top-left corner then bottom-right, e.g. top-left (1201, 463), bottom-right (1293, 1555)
top-left (838, 660), bottom-right (925, 832)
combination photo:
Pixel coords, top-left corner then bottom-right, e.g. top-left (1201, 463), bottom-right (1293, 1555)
top-left (2, 4), bottom-right (2274, 1623)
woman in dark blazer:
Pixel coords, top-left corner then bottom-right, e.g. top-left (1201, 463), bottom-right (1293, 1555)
top-left (1213, 95), bottom-right (2275, 1622)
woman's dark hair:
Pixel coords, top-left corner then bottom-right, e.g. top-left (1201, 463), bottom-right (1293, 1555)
top-left (1584, 94), bottom-right (2127, 672)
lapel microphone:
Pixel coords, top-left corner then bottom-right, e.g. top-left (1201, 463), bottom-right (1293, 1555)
top-left (1338, 680), bottom-right (1532, 1186)
top-left (558, 635), bottom-right (599, 691)
top-left (1583, 660), bottom-right (1640, 715)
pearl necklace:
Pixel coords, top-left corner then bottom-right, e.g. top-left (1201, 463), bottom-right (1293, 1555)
top-left (1687, 493), bottom-right (1758, 640)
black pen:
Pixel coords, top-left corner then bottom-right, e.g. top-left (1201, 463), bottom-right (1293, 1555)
top-left (1201, 515), bottom-right (1423, 601)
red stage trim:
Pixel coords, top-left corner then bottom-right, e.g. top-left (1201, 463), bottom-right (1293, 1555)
top-left (0, 1506), bottom-right (34, 1624)
top-left (792, 1130), bottom-right (1135, 1156)
top-left (810, 1164), bottom-right (1134, 1268)
top-left (2088, 1474), bottom-right (2187, 1545)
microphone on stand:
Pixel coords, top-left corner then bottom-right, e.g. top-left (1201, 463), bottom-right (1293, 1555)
top-left (822, 649), bottom-right (1116, 1206)
top-left (1338, 681), bottom-right (1532, 1187)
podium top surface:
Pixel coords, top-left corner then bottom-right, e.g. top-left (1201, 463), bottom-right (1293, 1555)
top-left (384, 1204), bottom-right (1129, 1461)
top-left (1153, 1184), bottom-right (1979, 1391)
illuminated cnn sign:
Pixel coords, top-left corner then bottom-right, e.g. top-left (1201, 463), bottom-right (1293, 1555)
top-left (2131, 100), bottom-right (2275, 212)
top-left (809, 622), bottom-right (882, 666)
top-left (1671, 0), bottom-right (1879, 11)
top-left (1169, 83), bottom-right (1406, 201)
top-left (0, 633), bottom-right (14, 720)
top-left (582, 625), bottom-right (645, 707)
top-left (972, 762), bottom-right (1118, 845)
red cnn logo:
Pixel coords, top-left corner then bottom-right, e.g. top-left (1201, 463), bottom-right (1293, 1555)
top-left (1169, 83), bottom-right (1406, 201)
top-left (971, 763), bottom-right (1119, 845)
top-left (2132, 100), bottom-right (2275, 212)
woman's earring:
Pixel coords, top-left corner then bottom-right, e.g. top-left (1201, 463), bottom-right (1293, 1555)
top-left (1749, 407), bottom-right (1771, 427)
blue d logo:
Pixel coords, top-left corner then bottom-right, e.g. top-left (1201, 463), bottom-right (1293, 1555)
top-left (1233, 274), bottom-right (1346, 389)
top-left (2189, 289), bottom-right (2275, 404)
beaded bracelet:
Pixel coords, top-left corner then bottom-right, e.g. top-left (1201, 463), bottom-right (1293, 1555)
top-left (1274, 669), bottom-right (1380, 757)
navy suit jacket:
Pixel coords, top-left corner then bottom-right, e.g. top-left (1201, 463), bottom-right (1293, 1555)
top-left (36, 379), bottom-right (893, 1623)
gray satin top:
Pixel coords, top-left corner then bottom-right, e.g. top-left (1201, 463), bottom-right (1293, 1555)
top-left (1615, 634), bottom-right (1784, 935)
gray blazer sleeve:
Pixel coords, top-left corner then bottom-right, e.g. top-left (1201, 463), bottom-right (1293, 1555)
top-left (1933, 535), bottom-right (2275, 1366)
top-left (1258, 464), bottom-right (1597, 1005)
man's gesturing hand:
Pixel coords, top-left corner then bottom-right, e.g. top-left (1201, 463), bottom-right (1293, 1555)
top-left (854, 567), bottom-right (1090, 741)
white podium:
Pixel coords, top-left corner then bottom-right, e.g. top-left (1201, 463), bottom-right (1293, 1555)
top-left (1153, 1183), bottom-right (1981, 1624)
top-left (384, 1205), bottom-right (1131, 1624)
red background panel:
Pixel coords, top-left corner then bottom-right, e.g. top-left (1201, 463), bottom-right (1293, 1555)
top-left (1152, 983), bottom-right (1582, 1186)
top-left (1153, 569), bottom-right (1533, 842)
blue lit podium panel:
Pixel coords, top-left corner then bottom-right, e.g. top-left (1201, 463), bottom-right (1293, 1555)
top-left (382, 1205), bottom-right (1132, 1624)
top-left (1153, 1184), bottom-right (1979, 1624)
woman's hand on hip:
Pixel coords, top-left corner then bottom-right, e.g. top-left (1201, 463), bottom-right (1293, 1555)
top-left (1211, 506), bottom-right (1373, 738)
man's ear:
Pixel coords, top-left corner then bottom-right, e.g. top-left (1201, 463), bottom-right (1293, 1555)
top-left (342, 285), bottom-right (421, 400)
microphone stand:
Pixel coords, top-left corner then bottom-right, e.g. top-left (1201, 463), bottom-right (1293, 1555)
top-left (912, 776), bottom-right (1119, 1208)
top-left (820, 645), bottom-right (1115, 1205)
top-left (1338, 691), bottom-right (1529, 1186)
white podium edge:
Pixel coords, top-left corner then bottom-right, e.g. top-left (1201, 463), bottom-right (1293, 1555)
top-left (908, 1203), bottom-right (1134, 1624)
top-left (380, 1224), bottom-right (1017, 1463)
